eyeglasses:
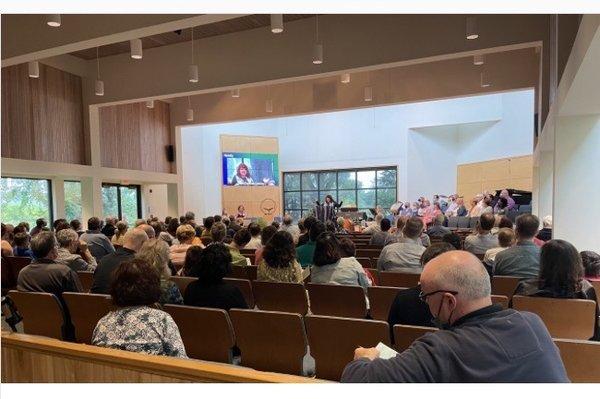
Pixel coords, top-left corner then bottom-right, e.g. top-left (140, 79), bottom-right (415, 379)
top-left (419, 289), bottom-right (458, 303)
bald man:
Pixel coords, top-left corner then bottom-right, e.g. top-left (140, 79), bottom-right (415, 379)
top-left (91, 228), bottom-right (149, 294)
top-left (341, 251), bottom-right (568, 382)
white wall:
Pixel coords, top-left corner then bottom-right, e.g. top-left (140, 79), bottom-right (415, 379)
top-left (141, 184), bottom-right (169, 220)
top-left (180, 89), bottom-right (534, 217)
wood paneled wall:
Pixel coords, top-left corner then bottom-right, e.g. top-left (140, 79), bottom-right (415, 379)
top-left (457, 155), bottom-right (533, 202)
top-left (99, 100), bottom-right (172, 173)
top-left (1, 63), bottom-right (85, 164)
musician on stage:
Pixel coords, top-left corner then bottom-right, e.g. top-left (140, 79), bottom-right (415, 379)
top-left (315, 194), bottom-right (341, 223)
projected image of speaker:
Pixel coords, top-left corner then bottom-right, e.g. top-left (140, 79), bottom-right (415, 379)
top-left (222, 152), bottom-right (279, 186)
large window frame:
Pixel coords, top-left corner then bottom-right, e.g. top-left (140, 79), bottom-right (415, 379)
top-left (101, 183), bottom-right (142, 222)
top-left (282, 166), bottom-right (397, 220)
top-left (0, 176), bottom-right (54, 225)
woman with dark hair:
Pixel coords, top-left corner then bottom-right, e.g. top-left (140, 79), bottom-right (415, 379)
top-left (231, 163), bottom-right (253, 185)
top-left (91, 259), bottom-right (187, 358)
top-left (310, 232), bottom-right (370, 289)
top-left (179, 245), bottom-right (203, 277)
top-left (258, 230), bottom-right (303, 283)
top-left (495, 197), bottom-right (509, 215)
top-left (581, 251), bottom-right (600, 282)
top-left (255, 225), bottom-right (278, 265)
top-left (184, 243), bottom-right (248, 310)
top-left (514, 239), bottom-right (599, 339)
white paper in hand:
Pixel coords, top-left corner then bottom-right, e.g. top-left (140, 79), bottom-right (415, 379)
top-left (375, 342), bottom-right (399, 360)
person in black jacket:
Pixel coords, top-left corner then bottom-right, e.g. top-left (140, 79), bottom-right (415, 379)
top-left (184, 242), bottom-right (248, 311)
top-left (387, 242), bottom-right (455, 340)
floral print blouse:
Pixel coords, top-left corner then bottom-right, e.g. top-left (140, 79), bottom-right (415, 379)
top-left (92, 306), bottom-right (187, 358)
top-left (257, 259), bottom-right (304, 283)
top-left (160, 279), bottom-right (184, 305)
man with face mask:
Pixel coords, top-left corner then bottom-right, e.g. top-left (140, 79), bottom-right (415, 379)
top-left (341, 250), bottom-right (569, 382)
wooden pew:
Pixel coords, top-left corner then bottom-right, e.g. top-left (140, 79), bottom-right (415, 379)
top-left (1, 332), bottom-right (325, 383)
top-left (554, 338), bottom-right (600, 382)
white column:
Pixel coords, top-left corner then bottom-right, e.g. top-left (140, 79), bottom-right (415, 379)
top-left (81, 176), bottom-right (103, 224)
top-left (51, 177), bottom-right (65, 220)
top-left (167, 183), bottom-right (179, 218)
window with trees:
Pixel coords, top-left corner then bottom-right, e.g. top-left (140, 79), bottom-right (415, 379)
top-left (64, 181), bottom-right (82, 222)
top-left (1, 177), bottom-right (53, 226)
top-left (101, 183), bottom-right (141, 223)
top-left (282, 167), bottom-right (397, 221)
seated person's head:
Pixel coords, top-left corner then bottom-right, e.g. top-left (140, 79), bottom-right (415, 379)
top-left (248, 222), bottom-right (261, 238)
top-left (203, 216), bottom-right (215, 231)
top-left (396, 216), bottom-right (407, 231)
top-left (283, 215), bottom-right (293, 226)
top-left (298, 220), bottom-right (306, 233)
top-left (30, 231), bottom-right (57, 259)
top-left (87, 217), bottom-right (101, 231)
top-left (302, 216), bottom-right (317, 234)
top-left (69, 219), bottom-right (81, 231)
top-left (135, 219), bottom-right (146, 227)
top-left (53, 218), bottom-right (67, 230)
top-left (35, 218), bottom-right (47, 229)
top-left (110, 259), bottom-right (161, 307)
top-left (420, 251), bottom-right (491, 327)
top-left (403, 217), bottom-right (424, 240)
top-left (210, 222), bottom-right (227, 243)
top-left (498, 216), bottom-right (513, 229)
top-left (309, 221), bottom-right (326, 242)
top-left (515, 214), bottom-right (540, 240)
top-left (138, 223), bottom-right (156, 239)
top-left (337, 217), bottom-right (345, 228)
top-left (13, 232), bottom-right (30, 248)
top-left (542, 215), bottom-right (553, 229)
top-left (442, 232), bottom-right (462, 250)
top-left (271, 221), bottom-right (280, 230)
top-left (213, 215), bottom-right (222, 223)
top-left (263, 231), bottom-right (295, 268)
top-left (539, 239), bottom-right (583, 296)
top-left (185, 211), bottom-right (195, 222)
top-left (420, 242), bottom-right (455, 266)
top-left (176, 224), bottom-right (196, 244)
top-left (375, 213), bottom-right (384, 224)
top-left (433, 214), bottom-right (445, 226)
top-left (189, 242), bottom-right (231, 283)
top-left (115, 221), bottom-right (128, 234)
top-left (313, 232), bottom-right (341, 267)
top-left (478, 213), bottom-right (495, 232)
top-left (325, 221), bottom-right (336, 233)
top-left (233, 228), bottom-right (252, 249)
top-left (380, 218), bottom-right (391, 232)
top-left (136, 239), bottom-right (171, 279)
top-left (497, 197), bottom-right (508, 209)
top-left (497, 228), bottom-right (515, 248)
top-left (182, 245), bottom-right (203, 277)
top-left (123, 227), bottom-right (149, 252)
top-left (56, 229), bottom-right (80, 253)
top-left (581, 250), bottom-right (600, 278)
top-left (338, 237), bottom-right (356, 258)
top-left (149, 221), bottom-right (163, 237)
top-left (260, 225), bottom-right (278, 246)
top-left (166, 218), bottom-right (180, 236)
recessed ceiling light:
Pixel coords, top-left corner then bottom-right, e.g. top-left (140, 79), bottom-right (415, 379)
top-left (28, 61), bottom-right (40, 78)
top-left (473, 54), bottom-right (484, 66)
top-left (270, 14), bottom-right (283, 33)
top-left (466, 16), bottom-right (479, 40)
top-left (130, 39), bottom-right (143, 59)
top-left (46, 14), bottom-right (61, 27)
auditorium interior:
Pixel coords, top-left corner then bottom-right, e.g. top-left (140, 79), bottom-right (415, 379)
top-left (1, 7), bottom-right (600, 389)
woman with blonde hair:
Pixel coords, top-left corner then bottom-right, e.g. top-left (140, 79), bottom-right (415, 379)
top-left (170, 224), bottom-right (203, 271)
top-left (111, 221), bottom-right (128, 246)
top-left (137, 239), bottom-right (183, 305)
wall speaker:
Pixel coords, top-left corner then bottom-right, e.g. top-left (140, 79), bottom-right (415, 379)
top-left (166, 145), bottom-right (175, 163)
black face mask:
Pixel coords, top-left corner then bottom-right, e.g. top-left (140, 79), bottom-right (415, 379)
top-left (431, 295), bottom-right (454, 330)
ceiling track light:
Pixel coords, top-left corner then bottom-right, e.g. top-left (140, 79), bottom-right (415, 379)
top-left (312, 15), bottom-right (323, 65)
top-left (145, 100), bottom-right (154, 109)
top-left (480, 72), bottom-right (491, 88)
top-left (270, 14), bottom-right (284, 33)
top-left (46, 14), bottom-right (61, 27)
top-left (186, 97), bottom-right (194, 122)
top-left (473, 54), bottom-right (484, 66)
top-left (95, 47), bottom-right (104, 96)
top-left (466, 16), bottom-right (479, 40)
top-left (266, 99), bottom-right (273, 113)
top-left (364, 86), bottom-right (373, 102)
top-left (28, 61), bottom-right (40, 78)
top-left (188, 28), bottom-right (199, 83)
top-left (130, 39), bottom-right (143, 59)
top-left (231, 88), bottom-right (240, 98)
top-left (341, 73), bottom-right (351, 84)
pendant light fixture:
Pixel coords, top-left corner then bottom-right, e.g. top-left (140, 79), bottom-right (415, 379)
top-left (270, 14), bottom-right (283, 33)
top-left (186, 96), bottom-right (194, 121)
top-left (130, 39), bottom-right (143, 59)
top-left (313, 15), bottom-right (323, 65)
top-left (473, 54), bottom-right (484, 66)
top-left (480, 72), bottom-right (491, 88)
top-left (466, 16), bottom-right (479, 40)
top-left (95, 47), bottom-right (104, 96)
top-left (231, 88), bottom-right (240, 98)
top-left (28, 61), bottom-right (40, 78)
top-left (266, 86), bottom-right (273, 113)
top-left (188, 27), bottom-right (199, 83)
top-left (46, 14), bottom-right (61, 27)
top-left (341, 73), bottom-right (351, 84)
top-left (145, 100), bottom-right (154, 109)
top-left (364, 72), bottom-right (373, 102)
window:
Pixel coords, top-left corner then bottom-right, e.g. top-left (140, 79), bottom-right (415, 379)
top-left (102, 183), bottom-right (141, 223)
top-left (282, 167), bottom-right (397, 220)
top-left (64, 181), bottom-right (82, 222)
top-left (1, 177), bottom-right (53, 226)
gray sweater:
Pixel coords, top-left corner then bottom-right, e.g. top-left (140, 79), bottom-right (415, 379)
top-left (341, 305), bottom-right (569, 382)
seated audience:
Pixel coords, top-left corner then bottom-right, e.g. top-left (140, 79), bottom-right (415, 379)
top-left (91, 228), bottom-right (148, 294)
top-left (92, 259), bottom-right (186, 358)
top-left (377, 217), bottom-right (425, 273)
top-left (179, 245), bottom-right (203, 277)
top-left (210, 222), bottom-right (227, 243)
top-left (581, 251), bottom-right (600, 282)
top-left (136, 239), bottom-right (183, 305)
top-left (310, 232), bottom-right (370, 289)
top-left (111, 221), bottom-right (128, 246)
top-left (442, 232), bottom-right (462, 250)
top-left (468, 194), bottom-right (485, 217)
top-left (387, 243), bottom-right (455, 332)
top-left (29, 218), bottom-right (47, 237)
top-left (494, 214), bottom-right (541, 279)
top-left (426, 214), bottom-right (451, 238)
top-left (325, 220), bottom-right (337, 234)
top-left (338, 237), bottom-right (376, 285)
top-left (494, 197), bottom-right (509, 215)
top-left (369, 218), bottom-right (395, 246)
top-left (463, 213), bottom-right (499, 255)
top-left (363, 213), bottom-right (384, 234)
top-left (12, 232), bottom-right (33, 258)
top-left (391, 216), bottom-right (406, 239)
top-left (80, 217), bottom-right (115, 261)
top-left (1, 223), bottom-right (14, 257)
top-left (245, 222), bottom-right (262, 250)
top-left (498, 216), bottom-right (513, 229)
top-left (184, 243), bottom-right (248, 310)
top-left (199, 216), bottom-right (213, 239)
top-left (55, 228), bottom-right (97, 271)
top-left (255, 225), bottom-right (278, 265)
top-left (169, 224), bottom-right (198, 270)
top-left (446, 197), bottom-right (467, 217)
top-left (481, 195), bottom-right (494, 214)
top-left (280, 215), bottom-right (301, 243)
top-left (257, 230), bottom-right (304, 283)
top-left (53, 219), bottom-right (70, 233)
top-left (101, 217), bottom-right (117, 239)
top-left (17, 231), bottom-right (83, 295)
top-left (296, 221), bottom-right (326, 268)
top-left (536, 215), bottom-right (553, 242)
top-left (69, 219), bottom-right (84, 236)
top-left (482, 228), bottom-right (515, 271)
top-left (160, 218), bottom-right (179, 246)
top-left (297, 216), bottom-right (316, 247)
top-left (137, 223), bottom-right (156, 240)
top-left (228, 228), bottom-right (252, 266)
top-left (342, 250), bottom-right (569, 383)
top-left (494, 189), bottom-right (516, 212)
